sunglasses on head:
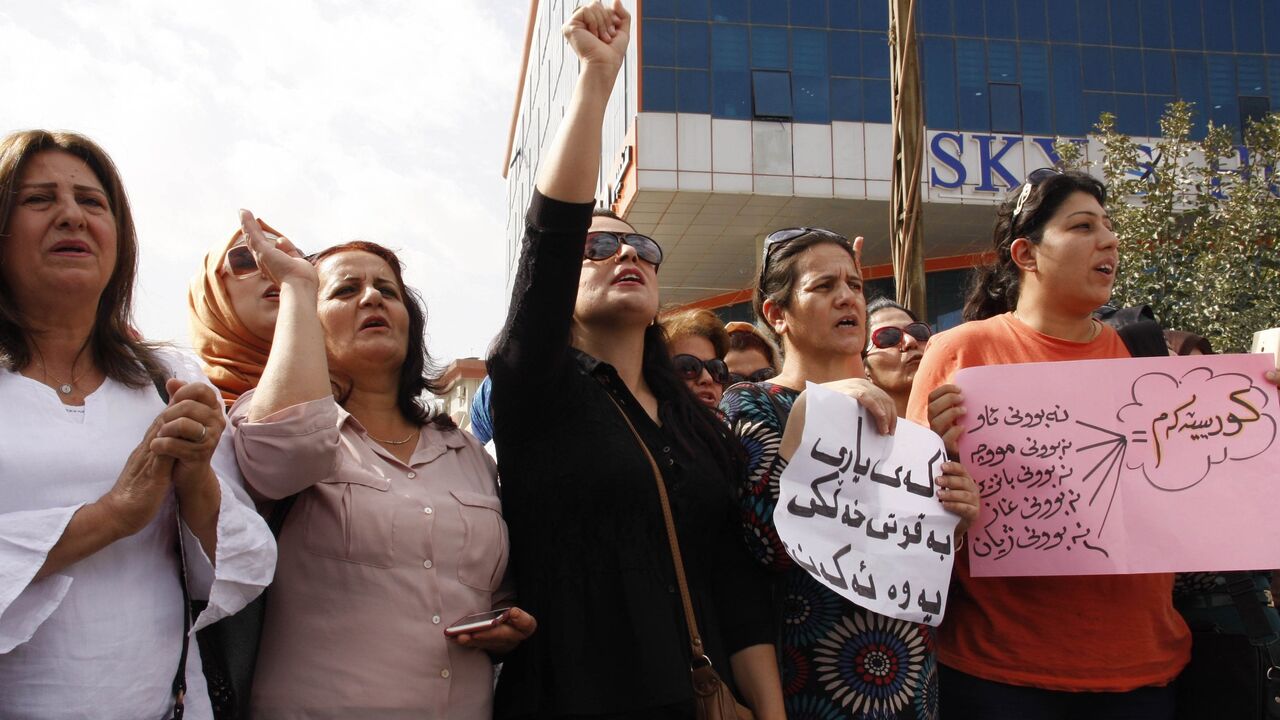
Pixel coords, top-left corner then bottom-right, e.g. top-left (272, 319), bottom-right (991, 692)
top-left (1011, 167), bottom-right (1063, 221)
top-left (759, 227), bottom-right (852, 284)
top-left (728, 367), bottom-right (777, 384)
top-left (584, 231), bottom-right (664, 267)
top-left (672, 354), bottom-right (730, 386)
top-left (868, 322), bottom-right (933, 350)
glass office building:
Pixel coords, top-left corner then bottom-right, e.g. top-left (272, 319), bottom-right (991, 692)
top-left (504, 0), bottom-right (1279, 326)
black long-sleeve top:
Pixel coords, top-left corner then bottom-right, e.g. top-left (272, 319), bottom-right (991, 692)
top-left (488, 191), bottom-right (775, 718)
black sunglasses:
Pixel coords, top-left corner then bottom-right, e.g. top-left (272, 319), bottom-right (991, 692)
top-left (728, 367), bottom-right (777, 385)
top-left (672, 354), bottom-right (730, 386)
top-left (759, 227), bottom-right (852, 284)
top-left (584, 231), bottom-right (664, 267)
top-left (1011, 167), bottom-right (1062, 221)
top-left (868, 322), bottom-right (933, 350)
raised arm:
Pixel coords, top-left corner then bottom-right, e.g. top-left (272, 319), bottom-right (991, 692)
top-left (237, 209), bottom-right (330, 422)
top-left (488, 1), bottom-right (631, 410)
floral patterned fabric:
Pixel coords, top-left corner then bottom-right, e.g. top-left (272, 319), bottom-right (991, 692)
top-left (722, 381), bottom-right (939, 720)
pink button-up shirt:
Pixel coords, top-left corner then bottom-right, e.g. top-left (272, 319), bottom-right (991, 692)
top-left (232, 393), bottom-right (508, 720)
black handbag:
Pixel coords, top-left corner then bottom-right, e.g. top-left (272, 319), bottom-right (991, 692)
top-left (1175, 572), bottom-right (1280, 720)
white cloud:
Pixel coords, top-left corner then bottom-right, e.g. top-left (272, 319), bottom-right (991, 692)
top-left (0, 0), bottom-right (524, 362)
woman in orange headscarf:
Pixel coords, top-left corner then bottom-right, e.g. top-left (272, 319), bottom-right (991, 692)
top-left (188, 218), bottom-right (296, 406)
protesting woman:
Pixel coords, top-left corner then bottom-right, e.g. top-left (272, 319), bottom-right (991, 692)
top-left (188, 218), bottom-right (298, 407)
top-left (720, 227), bottom-right (979, 719)
top-left (863, 297), bottom-right (933, 417)
top-left (908, 169), bottom-right (1190, 717)
top-left (0, 130), bottom-right (275, 719)
top-left (486, 2), bottom-right (785, 717)
top-left (231, 224), bottom-right (531, 719)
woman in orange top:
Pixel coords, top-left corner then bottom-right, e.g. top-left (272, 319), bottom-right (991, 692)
top-left (908, 169), bottom-right (1191, 717)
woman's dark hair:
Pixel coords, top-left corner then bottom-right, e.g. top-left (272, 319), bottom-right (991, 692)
top-left (865, 296), bottom-right (919, 324)
top-left (591, 207), bottom-right (631, 225)
top-left (310, 240), bottom-right (453, 429)
top-left (963, 169), bottom-right (1107, 321)
top-left (753, 231), bottom-right (858, 345)
top-left (0, 130), bottom-right (164, 387)
top-left (641, 322), bottom-right (746, 487)
top-left (726, 324), bottom-right (780, 370)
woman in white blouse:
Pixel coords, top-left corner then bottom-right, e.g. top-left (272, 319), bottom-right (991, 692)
top-left (0, 130), bottom-right (276, 719)
top-left (232, 218), bottom-right (534, 719)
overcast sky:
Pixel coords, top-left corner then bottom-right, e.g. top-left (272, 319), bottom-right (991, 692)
top-left (1, 0), bottom-right (525, 364)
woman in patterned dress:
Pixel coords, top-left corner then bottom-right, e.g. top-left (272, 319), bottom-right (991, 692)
top-left (720, 228), bottom-right (980, 720)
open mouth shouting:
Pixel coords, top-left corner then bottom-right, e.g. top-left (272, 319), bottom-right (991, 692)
top-left (359, 315), bottom-right (390, 332)
top-left (50, 239), bottom-right (92, 258)
top-left (612, 268), bottom-right (645, 286)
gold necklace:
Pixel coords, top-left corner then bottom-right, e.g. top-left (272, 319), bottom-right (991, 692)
top-left (32, 342), bottom-right (90, 395)
top-left (367, 427), bottom-right (419, 445)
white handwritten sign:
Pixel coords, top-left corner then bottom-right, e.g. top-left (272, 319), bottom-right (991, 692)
top-left (956, 353), bottom-right (1280, 577)
top-left (775, 383), bottom-right (959, 626)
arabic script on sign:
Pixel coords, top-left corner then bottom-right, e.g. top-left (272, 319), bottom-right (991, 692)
top-left (775, 383), bottom-right (959, 626)
top-left (956, 354), bottom-right (1280, 577)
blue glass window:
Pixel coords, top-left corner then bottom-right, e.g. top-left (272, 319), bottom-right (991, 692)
top-left (793, 29), bottom-right (829, 74)
top-left (1271, 58), bottom-right (1280, 106)
top-left (792, 0), bottom-right (828, 27)
top-left (862, 0), bottom-right (889, 30)
top-left (1047, 0), bottom-right (1079, 41)
top-left (1144, 51), bottom-right (1175, 95)
top-left (712, 24), bottom-right (749, 68)
top-left (861, 31), bottom-right (890, 78)
top-left (751, 26), bottom-right (789, 68)
top-left (1109, 2), bottom-right (1140, 46)
top-left (1202, 1), bottom-right (1233, 51)
top-left (677, 0), bottom-right (709, 20)
top-left (923, 36), bottom-right (958, 128)
top-left (643, 68), bottom-right (678, 111)
top-left (830, 0), bottom-right (859, 29)
top-left (1206, 54), bottom-right (1239, 133)
top-left (678, 69), bottom-right (710, 112)
top-left (1174, 52), bottom-right (1209, 136)
top-left (1051, 44), bottom-right (1085, 135)
top-left (1233, 0), bottom-right (1264, 52)
top-left (794, 74), bottom-right (831, 122)
top-left (643, 20), bottom-right (677, 67)
top-left (919, 0), bottom-right (954, 35)
top-left (831, 77), bottom-right (863, 120)
top-left (751, 0), bottom-right (787, 25)
top-left (956, 0), bottom-right (985, 36)
top-left (1018, 0), bottom-right (1047, 40)
top-left (1078, 0), bottom-right (1110, 44)
top-left (678, 22), bottom-right (709, 68)
top-left (1139, 0), bottom-right (1171, 49)
top-left (1020, 43), bottom-right (1052, 134)
top-left (1267, 4), bottom-right (1280, 53)
top-left (830, 31), bottom-right (861, 76)
top-left (1082, 92), bottom-right (1116, 131)
top-left (1082, 46), bottom-right (1113, 91)
top-left (713, 70), bottom-right (751, 117)
top-left (647, 0), bottom-right (678, 18)
top-left (990, 83), bottom-right (1022, 132)
top-left (1114, 93), bottom-right (1146, 135)
top-left (1171, 0), bottom-right (1203, 49)
top-left (752, 70), bottom-right (793, 117)
top-left (1113, 49), bottom-right (1144, 93)
top-left (988, 41), bottom-right (1018, 82)
top-left (1236, 55), bottom-right (1266, 96)
top-left (1146, 94), bottom-right (1175, 136)
top-left (957, 39), bottom-right (989, 130)
top-left (711, 0), bottom-right (748, 22)
top-left (986, 0), bottom-right (1016, 38)
top-left (863, 78), bottom-right (892, 122)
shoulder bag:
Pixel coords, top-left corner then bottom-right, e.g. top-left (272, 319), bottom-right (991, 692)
top-left (605, 392), bottom-right (754, 720)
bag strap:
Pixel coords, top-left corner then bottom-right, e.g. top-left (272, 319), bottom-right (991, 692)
top-left (152, 375), bottom-right (190, 720)
top-left (603, 391), bottom-right (709, 664)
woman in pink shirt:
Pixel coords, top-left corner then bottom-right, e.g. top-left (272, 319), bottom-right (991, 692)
top-left (229, 225), bottom-right (534, 719)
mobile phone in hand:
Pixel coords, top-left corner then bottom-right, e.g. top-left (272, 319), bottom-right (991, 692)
top-left (444, 609), bottom-right (509, 637)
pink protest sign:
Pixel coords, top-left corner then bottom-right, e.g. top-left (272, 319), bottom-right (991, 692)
top-left (955, 353), bottom-right (1280, 577)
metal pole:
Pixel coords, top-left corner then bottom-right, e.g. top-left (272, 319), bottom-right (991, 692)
top-left (889, 0), bottom-right (928, 319)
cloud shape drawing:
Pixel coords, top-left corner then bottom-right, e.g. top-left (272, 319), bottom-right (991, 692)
top-left (1117, 367), bottom-right (1277, 491)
